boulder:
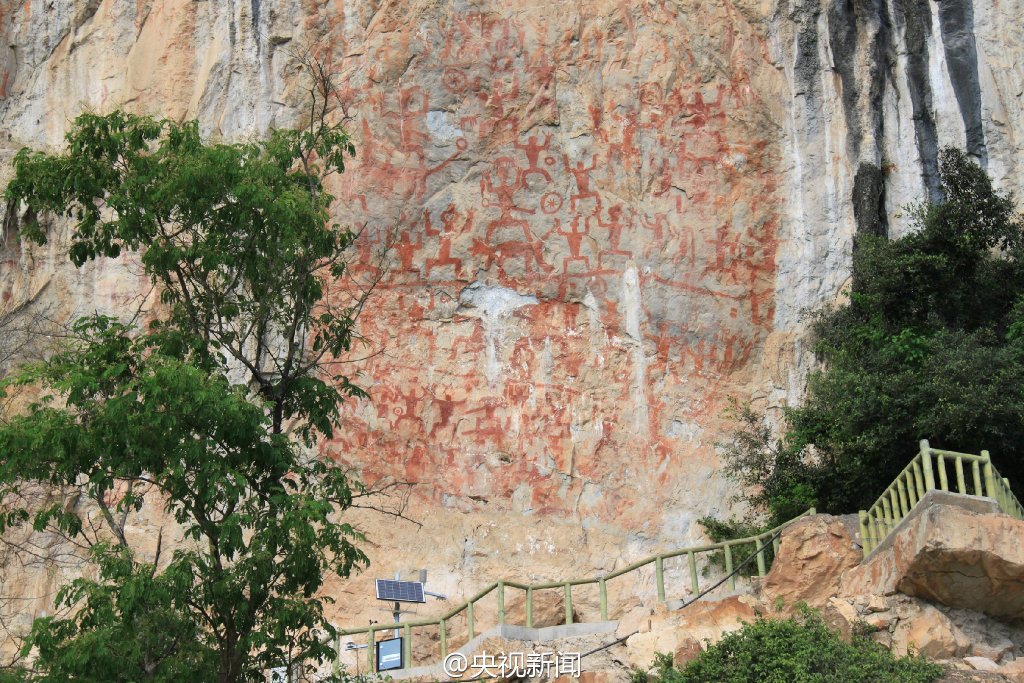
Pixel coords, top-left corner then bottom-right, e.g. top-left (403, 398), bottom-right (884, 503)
top-left (842, 493), bottom-right (1024, 619)
top-left (966, 658), bottom-right (1002, 673)
top-left (762, 514), bottom-right (862, 609)
top-left (673, 637), bottom-right (704, 666)
top-left (891, 601), bottom-right (967, 659)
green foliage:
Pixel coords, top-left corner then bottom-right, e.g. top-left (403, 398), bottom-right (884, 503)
top-left (789, 148), bottom-right (1024, 512)
top-left (721, 148), bottom-right (1024, 517)
top-left (636, 607), bottom-right (943, 683)
top-left (1, 64), bottom-right (379, 683)
top-left (5, 99), bottom-right (367, 442)
top-left (696, 516), bottom-right (774, 577)
top-left (716, 401), bottom-right (816, 527)
top-left (27, 544), bottom-right (215, 682)
top-left (1, 317), bottom-right (366, 680)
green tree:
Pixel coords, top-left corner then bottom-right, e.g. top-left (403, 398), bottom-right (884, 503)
top-left (0, 61), bottom-right (384, 682)
top-left (721, 148), bottom-right (1024, 520)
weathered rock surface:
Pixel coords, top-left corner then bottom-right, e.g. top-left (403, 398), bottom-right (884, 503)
top-left (623, 594), bottom-right (760, 669)
top-left (761, 513), bottom-right (862, 609)
top-left (2, 0), bottom-right (1024, 641)
top-left (842, 496), bottom-right (1024, 619)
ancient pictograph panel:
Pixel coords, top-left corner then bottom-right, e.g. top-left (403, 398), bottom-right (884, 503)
top-left (313, 1), bottom-right (787, 525)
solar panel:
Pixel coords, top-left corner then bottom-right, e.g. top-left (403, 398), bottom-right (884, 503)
top-left (375, 579), bottom-right (426, 603)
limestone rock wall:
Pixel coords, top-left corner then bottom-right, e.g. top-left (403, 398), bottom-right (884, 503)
top-left (1, 0), bottom-right (1023, 630)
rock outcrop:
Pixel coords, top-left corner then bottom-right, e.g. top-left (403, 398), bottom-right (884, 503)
top-left (842, 492), bottom-right (1024, 620)
top-left (762, 513), bottom-right (863, 609)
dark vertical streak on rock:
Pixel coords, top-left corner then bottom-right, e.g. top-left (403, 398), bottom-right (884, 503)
top-left (937, 0), bottom-right (987, 164)
top-left (828, 0), bottom-right (863, 155)
top-left (792, 0), bottom-right (824, 133)
top-left (827, 0), bottom-right (890, 236)
top-left (853, 163), bottom-right (888, 236)
top-left (252, 0), bottom-right (262, 56)
top-left (892, 0), bottom-right (941, 202)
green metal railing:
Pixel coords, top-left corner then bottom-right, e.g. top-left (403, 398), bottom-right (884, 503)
top-left (335, 508), bottom-right (816, 673)
top-left (858, 440), bottom-right (1024, 556)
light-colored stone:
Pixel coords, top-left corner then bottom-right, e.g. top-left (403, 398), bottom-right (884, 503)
top-left (625, 595), bottom-right (758, 669)
top-left (966, 657), bottom-right (1002, 673)
top-left (867, 595), bottom-right (889, 613)
top-left (625, 629), bottom-right (684, 670)
top-left (615, 605), bottom-right (654, 639)
top-left (891, 602), bottom-right (967, 659)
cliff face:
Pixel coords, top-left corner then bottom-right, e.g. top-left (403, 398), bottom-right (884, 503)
top-left (1, 0), bottom-right (1022, 628)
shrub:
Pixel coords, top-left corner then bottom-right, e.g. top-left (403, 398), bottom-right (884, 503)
top-left (635, 607), bottom-right (943, 683)
top-left (696, 516), bottom-right (775, 578)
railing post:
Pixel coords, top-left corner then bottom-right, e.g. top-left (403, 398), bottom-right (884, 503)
top-left (937, 454), bottom-right (949, 491)
top-left (688, 551), bottom-right (699, 594)
top-left (955, 457), bottom-right (966, 494)
top-left (982, 451), bottom-right (998, 502)
top-left (403, 623), bottom-right (411, 669)
top-left (656, 556), bottom-right (666, 602)
top-left (897, 478), bottom-right (910, 515)
top-left (497, 581), bottom-right (505, 625)
top-left (526, 587), bottom-right (533, 628)
top-left (440, 618), bottom-right (447, 660)
top-left (913, 459), bottom-right (927, 499)
top-left (467, 600), bottom-right (474, 640)
top-left (724, 544), bottom-right (735, 591)
top-left (859, 511), bottom-right (872, 554)
top-left (872, 514), bottom-right (885, 551)
top-left (920, 440), bottom-right (936, 491)
top-left (972, 460), bottom-right (983, 496)
top-left (906, 472), bottom-right (919, 508)
top-left (599, 578), bottom-right (608, 621)
top-left (755, 536), bottom-right (767, 576)
top-left (368, 628), bottom-right (376, 672)
top-left (564, 583), bottom-right (573, 625)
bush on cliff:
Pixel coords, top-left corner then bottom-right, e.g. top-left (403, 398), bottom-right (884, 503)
top-left (722, 148), bottom-right (1024, 523)
top-left (634, 607), bottom-right (943, 683)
